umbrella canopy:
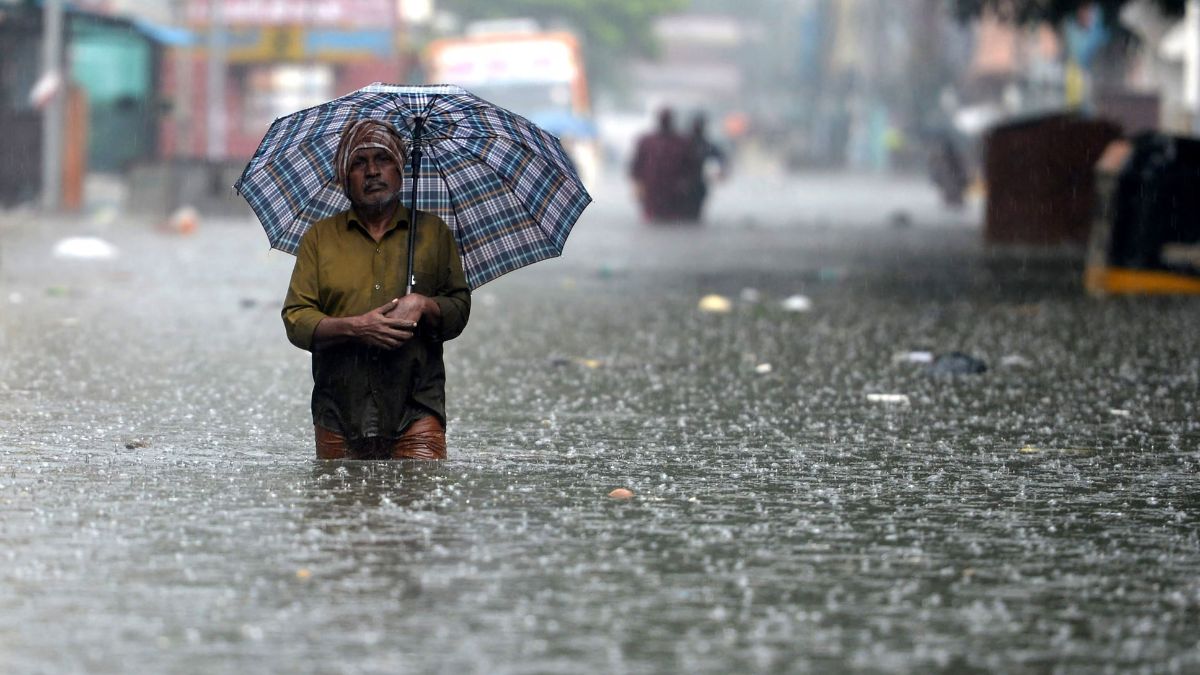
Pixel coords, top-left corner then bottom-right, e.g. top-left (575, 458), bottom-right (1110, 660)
top-left (234, 83), bottom-right (592, 289)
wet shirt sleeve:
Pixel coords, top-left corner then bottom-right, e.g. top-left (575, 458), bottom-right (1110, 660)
top-left (281, 227), bottom-right (327, 352)
top-left (431, 223), bottom-right (471, 342)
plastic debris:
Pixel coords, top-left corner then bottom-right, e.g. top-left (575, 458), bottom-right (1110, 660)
top-left (1000, 355), bottom-right (1032, 368)
top-left (892, 351), bottom-right (934, 364)
top-left (53, 237), bottom-right (117, 260)
top-left (754, 363), bottom-right (773, 374)
top-left (166, 206), bottom-right (199, 235)
top-left (1109, 409), bottom-right (1132, 417)
top-left (698, 294), bottom-right (733, 313)
top-left (927, 351), bottom-right (987, 375)
top-left (867, 393), bottom-right (910, 405)
top-left (781, 294), bottom-right (812, 312)
top-left (549, 357), bottom-right (604, 369)
top-left (124, 439), bottom-right (150, 449)
top-left (608, 488), bottom-right (634, 500)
top-left (1018, 445), bottom-right (1094, 456)
top-left (296, 568), bottom-right (312, 580)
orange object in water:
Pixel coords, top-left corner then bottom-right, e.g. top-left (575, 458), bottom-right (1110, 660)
top-left (168, 206), bottom-right (199, 235)
top-left (608, 488), bottom-right (634, 500)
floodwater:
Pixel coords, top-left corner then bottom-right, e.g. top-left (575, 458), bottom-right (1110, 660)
top-left (1, 172), bottom-right (1198, 674)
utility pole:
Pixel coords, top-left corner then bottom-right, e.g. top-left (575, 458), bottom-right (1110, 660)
top-left (206, 0), bottom-right (226, 162)
top-left (176, 0), bottom-right (193, 156)
top-left (40, 0), bottom-right (64, 212)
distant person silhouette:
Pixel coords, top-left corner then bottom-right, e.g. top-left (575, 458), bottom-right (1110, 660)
top-left (681, 112), bottom-right (727, 221)
top-left (629, 107), bottom-right (692, 222)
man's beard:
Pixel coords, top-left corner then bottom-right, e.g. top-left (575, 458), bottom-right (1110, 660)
top-left (352, 186), bottom-right (403, 213)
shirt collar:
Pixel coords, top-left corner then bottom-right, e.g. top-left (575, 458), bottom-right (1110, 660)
top-left (345, 205), bottom-right (410, 235)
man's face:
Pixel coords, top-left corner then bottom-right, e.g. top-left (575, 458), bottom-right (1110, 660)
top-left (346, 147), bottom-right (404, 210)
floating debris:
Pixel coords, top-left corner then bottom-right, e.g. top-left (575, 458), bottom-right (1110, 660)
top-left (754, 363), bottom-right (773, 374)
top-left (608, 488), bottom-right (634, 500)
top-left (698, 294), bottom-right (733, 313)
top-left (549, 357), bottom-right (604, 369)
top-left (295, 568), bottom-right (312, 580)
top-left (781, 294), bottom-right (812, 312)
top-left (53, 237), bottom-right (117, 260)
top-left (867, 393), bottom-right (910, 405)
top-left (1000, 354), bottom-right (1033, 368)
top-left (1018, 445), bottom-right (1094, 456)
top-left (892, 350), bottom-right (934, 364)
top-left (124, 439), bottom-right (150, 449)
top-left (927, 351), bottom-right (987, 375)
top-left (166, 206), bottom-right (199, 235)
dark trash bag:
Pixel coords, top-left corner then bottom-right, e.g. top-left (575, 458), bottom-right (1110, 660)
top-left (1105, 133), bottom-right (1200, 273)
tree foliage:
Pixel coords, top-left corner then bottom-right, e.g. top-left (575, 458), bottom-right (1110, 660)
top-left (949, 0), bottom-right (1187, 26)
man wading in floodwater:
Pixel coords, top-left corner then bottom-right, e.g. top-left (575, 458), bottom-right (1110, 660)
top-left (282, 119), bottom-right (471, 460)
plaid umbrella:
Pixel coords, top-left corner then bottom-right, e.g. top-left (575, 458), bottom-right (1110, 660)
top-left (233, 83), bottom-right (592, 289)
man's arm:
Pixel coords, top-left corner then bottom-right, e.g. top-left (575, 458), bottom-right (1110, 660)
top-left (431, 224), bottom-right (470, 341)
top-left (313, 299), bottom-right (416, 351)
top-left (281, 229), bottom-right (327, 351)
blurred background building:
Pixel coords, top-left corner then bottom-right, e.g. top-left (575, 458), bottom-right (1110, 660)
top-left (1, 0), bottom-right (1198, 220)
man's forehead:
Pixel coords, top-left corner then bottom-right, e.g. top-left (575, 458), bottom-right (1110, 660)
top-left (351, 147), bottom-right (395, 159)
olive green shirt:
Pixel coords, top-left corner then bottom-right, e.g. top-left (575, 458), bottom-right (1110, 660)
top-left (282, 206), bottom-right (471, 441)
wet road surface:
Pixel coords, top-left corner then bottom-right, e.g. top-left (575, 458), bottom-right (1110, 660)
top-left (1, 172), bottom-right (1198, 673)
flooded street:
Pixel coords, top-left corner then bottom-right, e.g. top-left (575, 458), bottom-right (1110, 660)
top-left (1, 172), bottom-right (1198, 673)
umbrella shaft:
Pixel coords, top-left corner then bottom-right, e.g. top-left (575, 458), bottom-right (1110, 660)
top-left (405, 116), bottom-right (425, 295)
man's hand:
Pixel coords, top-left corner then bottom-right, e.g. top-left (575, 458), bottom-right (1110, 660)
top-left (354, 299), bottom-right (419, 349)
top-left (311, 295), bottom-right (442, 351)
top-left (383, 293), bottom-right (435, 327)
